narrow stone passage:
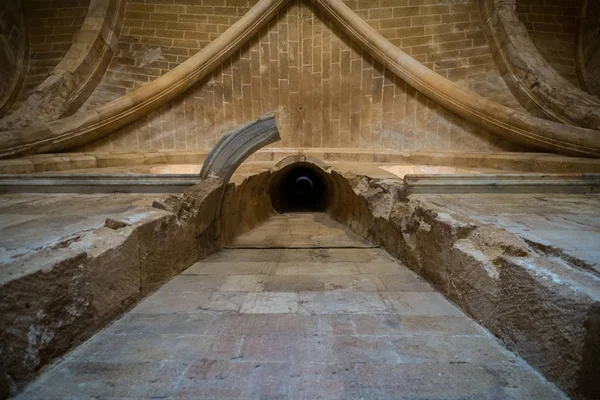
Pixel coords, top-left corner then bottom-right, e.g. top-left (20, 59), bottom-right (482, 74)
top-left (17, 213), bottom-right (566, 399)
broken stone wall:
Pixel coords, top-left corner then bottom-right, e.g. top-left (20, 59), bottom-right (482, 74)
top-left (79, 2), bottom-right (515, 151)
top-left (0, 169), bottom-right (281, 397)
top-left (325, 171), bottom-right (600, 400)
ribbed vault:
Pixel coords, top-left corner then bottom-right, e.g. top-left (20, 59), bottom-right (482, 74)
top-left (0, 0), bottom-right (599, 158)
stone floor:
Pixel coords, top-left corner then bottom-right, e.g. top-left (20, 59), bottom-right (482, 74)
top-left (16, 213), bottom-right (566, 399)
top-left (230, 213), bottom-right (377, 248)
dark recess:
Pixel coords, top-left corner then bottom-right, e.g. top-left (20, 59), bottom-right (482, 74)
top-left (269, 162), bottom-right (331, 212)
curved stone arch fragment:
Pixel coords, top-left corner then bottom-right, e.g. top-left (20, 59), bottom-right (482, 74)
top-left (200, 112), bottom-right (281, 239)
top-left (200, 113), bottom-right (281, 184)
top-left (479, 0), bottom-right (600, 129)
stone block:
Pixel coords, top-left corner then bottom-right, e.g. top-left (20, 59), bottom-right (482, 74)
top-left (95, 153), bottom-right (145, 167)
top-left (0, 160), bottom-right (34, 174)
top-left (239, 292), bottom-right (299, 314)
top-left (297, 290), bottom-right (389, 314)
top-left (0, 248), bottom-right (92, 390)
top-left (19, 361), bottom-right (187, 399)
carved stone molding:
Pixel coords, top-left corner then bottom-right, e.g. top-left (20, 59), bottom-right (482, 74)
top-left (479, 0), bottom-right (600, 129)
top-left (0, 0), bottom-right (28, 118)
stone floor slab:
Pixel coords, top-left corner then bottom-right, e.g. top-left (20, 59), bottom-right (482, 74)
top-left (239, 292), bottom-right (299, 314)
top-left (297, 291), bottom-right (390, 315)
top-left (230, 213), bottom-right (376, 249)
top-left (274, 262), bottom-right (359, 276)
top-left (381, 291), bottom-right (463, 316)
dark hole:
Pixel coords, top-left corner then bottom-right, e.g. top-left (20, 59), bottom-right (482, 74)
top-left (270, 163), bottom-right (330, 212)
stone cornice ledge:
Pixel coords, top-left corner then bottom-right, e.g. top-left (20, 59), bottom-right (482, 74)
top-left (311, 0), bottom-right (600, 158)
top-left (0, 0), bottom-right (126, 130)
top-left (404, 173), bottom-right (600, 194)
top-left (480, 0), bottom-right (600, 129)
top-left (0, 0), bottom-right (287, 159)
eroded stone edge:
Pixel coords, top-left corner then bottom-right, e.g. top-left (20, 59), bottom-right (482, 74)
top-left (331, 171), bottom-right (600, 400)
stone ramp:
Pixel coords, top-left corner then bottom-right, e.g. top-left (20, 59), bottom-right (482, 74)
top-left (15, 217), bottom-right (567, 399)
top-left (228, 212), bottom-right (377, 249)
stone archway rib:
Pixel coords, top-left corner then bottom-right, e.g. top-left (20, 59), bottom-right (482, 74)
top-left (0, 0), bottom-right (126, 130)
top-left (0, 0), bottom-right (288, 159)
top-left (310, 0), bottom-right (600, 157)
top-left (1, 0), bottom-right (600, 158)
top-left (199, 112), bottom-right (281, 239)
top-left (479, 0), bottom-right (600, 129)
top-left (200, 113), bottom-right (281, 184)
top-left (0, 0), bottom-right (28, 118)
top-left (576, 0), bottom-right (600, 99)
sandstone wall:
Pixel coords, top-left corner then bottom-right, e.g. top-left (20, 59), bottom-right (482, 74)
top-left (82, 0), bottom-right (259, 109)
top-left (82, 0), bottom-right (519, 153)
top-left (346, 0), bottom-right (521, 107)
top-left (517, 0), bottom-right (580, 87)
top-left (85, 0), bottom-right (519, 108)
top-left (17, 0), bottom-right (90, 104)
top-left (0, 0), bottom-right (27, 116)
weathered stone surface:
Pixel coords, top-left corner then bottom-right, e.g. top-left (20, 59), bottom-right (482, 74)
top-left (1, 158), bottom-right (599, 400)
top-left (577, 0), bottom-right (600, 98)
top-left (0, 180), bottom-right (220, 395)
top-left (14, 214), bottom-right (567, 400)
top-left (3, 0), bottom-right (600, 157)
top-left (83, 0), bottom-right (521, 155)
top-left (338, 175), bottom-right (600, 400)
top-left (0, 0), bottom-right (124, 130)
top-left (0, 248), bottom-right (90, 397)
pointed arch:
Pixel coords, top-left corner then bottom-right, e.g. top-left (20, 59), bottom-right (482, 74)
top-left (0, 0), bottom-right (600, 158)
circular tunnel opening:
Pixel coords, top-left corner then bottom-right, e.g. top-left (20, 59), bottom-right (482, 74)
top-left (270, 162), bottom-right (332, 213)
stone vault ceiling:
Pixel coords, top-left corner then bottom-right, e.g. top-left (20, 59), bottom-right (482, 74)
top-left (0, 0), bottom-right (599, 158)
